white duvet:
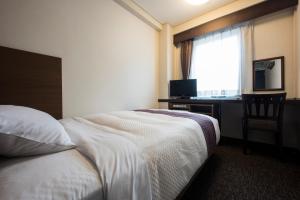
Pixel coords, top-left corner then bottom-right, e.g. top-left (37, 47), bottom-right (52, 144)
top-left (0, 110), bottom-right (220, 200)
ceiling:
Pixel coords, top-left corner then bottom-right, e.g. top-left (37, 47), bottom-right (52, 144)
top-left (133, 0), bottom-right (238, 26)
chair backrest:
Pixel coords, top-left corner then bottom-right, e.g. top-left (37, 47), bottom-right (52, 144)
top-left (242, 93), bottom-right (286, 121)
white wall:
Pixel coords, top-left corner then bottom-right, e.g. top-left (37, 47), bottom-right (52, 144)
top-left (0, 0), bottom-right (160, 117)
top-left (265, 59), bottom-right (282, 89)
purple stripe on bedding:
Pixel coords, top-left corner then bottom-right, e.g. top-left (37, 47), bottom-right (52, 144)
top-left (135, 109), bottom-right (217, 156)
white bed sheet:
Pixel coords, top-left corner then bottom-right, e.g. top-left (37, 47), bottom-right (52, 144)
top-left (84, 110), bottom-right (220, 200)
top-left (0, 150), bottom-right (101, 200)
top-left (0, 110), bottom-right (220, 200)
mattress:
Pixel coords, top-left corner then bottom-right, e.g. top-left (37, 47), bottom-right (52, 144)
top-left (0, 110), bottom-right (220, 200)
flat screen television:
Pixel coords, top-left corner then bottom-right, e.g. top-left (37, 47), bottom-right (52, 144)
top-left (170, 79), bottom-right (197, 98)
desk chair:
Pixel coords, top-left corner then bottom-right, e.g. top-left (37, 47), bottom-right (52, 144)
top-left (242, 93), bottom-right (286, 157)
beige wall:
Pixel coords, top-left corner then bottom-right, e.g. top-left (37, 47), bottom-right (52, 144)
top-left (173, 0), bottom-right (265, 34)
top-left (158, 24), bottom-right (173, 109)
top-left (253, 9), bottom-right (296, 97)
top-left (296, 6), bottom-right (300, 97)
top-left (0, 0), bottom-right (159, 117)
top-left (159, 24), bottom-right (173, 99)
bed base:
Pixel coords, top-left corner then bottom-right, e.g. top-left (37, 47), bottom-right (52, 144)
top-left (175, 154), bottom-right (214, 200)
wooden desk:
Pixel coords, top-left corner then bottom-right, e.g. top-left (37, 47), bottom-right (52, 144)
top-left (158, 97), bottom-right (300, 104)
top-left (158, 97), bottom-right (300, 129)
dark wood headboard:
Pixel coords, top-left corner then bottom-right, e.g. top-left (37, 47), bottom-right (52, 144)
top-left (0, 46), bottom-right (62, 119)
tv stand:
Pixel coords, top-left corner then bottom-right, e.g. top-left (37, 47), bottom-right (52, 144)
top-left (158, 97), bottom-right (243, 128)
top-left (166, 99), bottom-right (221, 127)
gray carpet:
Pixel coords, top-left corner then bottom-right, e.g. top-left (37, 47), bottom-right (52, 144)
top-left (183, 142), bottom-right (300, 200)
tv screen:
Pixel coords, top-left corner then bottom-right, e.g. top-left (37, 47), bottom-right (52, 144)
top-left (170, 79), bottom-right (197, 98)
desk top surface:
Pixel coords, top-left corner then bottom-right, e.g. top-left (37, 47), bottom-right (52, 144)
top-left (158, 97), bottom-right (300, 104)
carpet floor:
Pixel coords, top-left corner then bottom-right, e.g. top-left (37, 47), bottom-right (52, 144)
top-left (182, 141), bottom-right (300, 200)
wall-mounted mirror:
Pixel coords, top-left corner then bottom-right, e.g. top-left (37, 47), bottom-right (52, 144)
top-left (253, 56), bottom-right (284, 91)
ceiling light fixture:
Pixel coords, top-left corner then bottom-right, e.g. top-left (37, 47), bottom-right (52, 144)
top-left (185, 0), bottom-right (209, 5)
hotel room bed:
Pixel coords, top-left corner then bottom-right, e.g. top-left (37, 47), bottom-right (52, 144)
top-left (0, 46), bottom-right (220, 200)
top-left (0, 109), bottom-right (220, 200)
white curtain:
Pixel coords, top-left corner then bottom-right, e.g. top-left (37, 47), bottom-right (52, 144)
top-left (190, 24), bottom-right (254, 97)
top-left (240, 23), bottom-right (254, 94)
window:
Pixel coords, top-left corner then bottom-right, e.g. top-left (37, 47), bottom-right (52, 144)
top-left (190, 28), bottom-right (242, 97)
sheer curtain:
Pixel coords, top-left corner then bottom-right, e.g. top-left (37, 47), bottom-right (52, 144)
top-left (190, 27), bottom-right (243, 97)
top-left (240, 23), bottom-right (254, 94)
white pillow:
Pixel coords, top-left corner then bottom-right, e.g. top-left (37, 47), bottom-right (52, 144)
top-left (0, 105), bottom-right (75, 157)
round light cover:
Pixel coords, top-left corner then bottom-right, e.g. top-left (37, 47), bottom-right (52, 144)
top-left (186, 0), bottom-right (209, 5)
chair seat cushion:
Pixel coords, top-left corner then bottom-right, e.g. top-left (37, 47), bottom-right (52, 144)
top-left (247, 119), bottom-right (278, 131)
